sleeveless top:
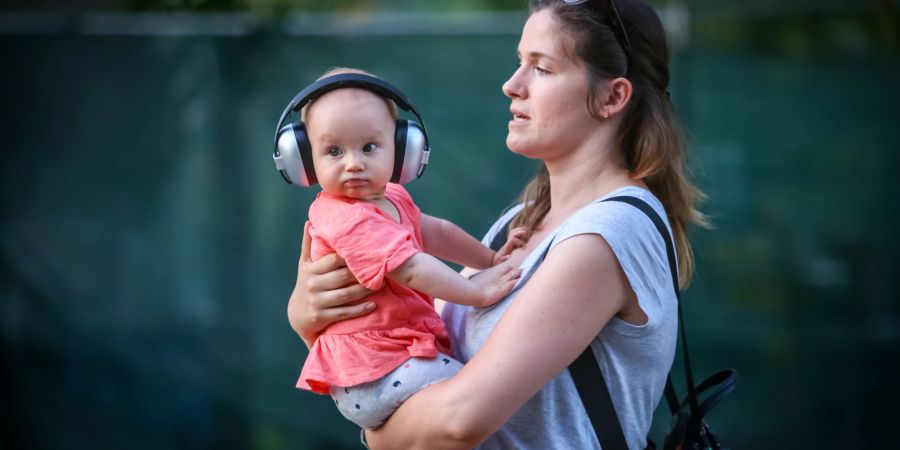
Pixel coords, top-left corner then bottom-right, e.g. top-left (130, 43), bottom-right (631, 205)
top-left (441, 187), bottom-right (678, 449)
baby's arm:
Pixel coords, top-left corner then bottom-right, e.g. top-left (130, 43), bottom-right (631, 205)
top-left (388, 253), bottom-right (520, 307)
top-left (420, 214), bottom-right (528, 269)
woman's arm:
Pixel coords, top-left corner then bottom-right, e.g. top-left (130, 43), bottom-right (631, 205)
top-left (366, 233), bottom-right (635, 449)
top-left (287, 222), bottom-right (374, 348)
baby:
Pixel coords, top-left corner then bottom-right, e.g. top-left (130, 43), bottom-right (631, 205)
top-left (287, 68), bottom-right (527, 429)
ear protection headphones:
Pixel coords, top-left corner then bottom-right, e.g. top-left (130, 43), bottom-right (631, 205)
top-left (273, 73), bottom-right (431, 187)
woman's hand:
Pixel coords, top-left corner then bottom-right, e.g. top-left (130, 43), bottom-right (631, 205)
top-left (287, 221), bottom-right (374, 347)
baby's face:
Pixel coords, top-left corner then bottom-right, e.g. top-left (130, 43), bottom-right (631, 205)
top-left (306, 89), bottom-right (396, 201)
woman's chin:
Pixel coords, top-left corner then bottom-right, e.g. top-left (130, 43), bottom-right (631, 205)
top-left (506, 136), bottom-right (525, 153)
top-left (506, 137), bottom-right (538, 158)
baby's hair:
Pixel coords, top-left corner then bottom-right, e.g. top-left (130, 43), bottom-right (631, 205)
top-left (301, 67), bottom-right (400, 123)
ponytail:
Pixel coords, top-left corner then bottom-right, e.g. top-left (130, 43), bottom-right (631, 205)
top-left (622, 84), bottom-right (708, 287)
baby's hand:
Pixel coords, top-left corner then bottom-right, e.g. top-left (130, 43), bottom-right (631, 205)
top-left (493, 227), bottom-right (530, 266)
top-left (471, 263), bottom-right (522, 307)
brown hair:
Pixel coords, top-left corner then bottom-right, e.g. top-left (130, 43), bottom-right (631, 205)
top-left (512, 0), bottom-right (708, 287)
top-left (301, 67), bottom-right (399, 122)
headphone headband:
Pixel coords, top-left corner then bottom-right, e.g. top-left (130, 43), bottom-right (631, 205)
top-left (273, 73), bottom-right (427, 148)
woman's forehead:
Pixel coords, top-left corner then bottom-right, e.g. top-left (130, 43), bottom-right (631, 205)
top-left (519, 9), bottom-right (575, 64)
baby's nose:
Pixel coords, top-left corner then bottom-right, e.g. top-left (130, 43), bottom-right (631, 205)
top-left (344, 153), bottom-right (364, 170)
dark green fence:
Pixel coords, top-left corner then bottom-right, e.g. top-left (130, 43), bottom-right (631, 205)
top-left (2, 10), bottom-right (898, 450)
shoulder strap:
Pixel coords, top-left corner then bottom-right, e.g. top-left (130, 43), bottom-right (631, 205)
top-left (488, 220), bottom-right (510, 255)
top-left (604, 196), bottom-right (699, 416)
top-left (487, 195), bottom-right (696, 449)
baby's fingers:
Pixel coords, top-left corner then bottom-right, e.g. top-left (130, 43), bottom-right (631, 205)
top-left (498, 265), bottom-right (522, 281)
top-left (501, 227), bottom-right (529, 252)
top-left (505, 236), bottom-right (527, 249)
top-left (499, 271), bottom-right (521, 294)
top-left (508, 227), bottom-right (531, 242)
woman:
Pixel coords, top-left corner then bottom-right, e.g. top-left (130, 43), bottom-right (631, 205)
top-left (287, 0), bottom-right (707, 448)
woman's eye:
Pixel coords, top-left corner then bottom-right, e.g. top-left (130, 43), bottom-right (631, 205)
top-left (362, 143), bottom-right (377, 153)
top-left (535, 66), bottom-right (550, 75)
top-left (327, 147), bottom-right (342, 157)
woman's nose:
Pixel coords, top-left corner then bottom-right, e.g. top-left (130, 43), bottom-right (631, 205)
top-left (502, 67), bottom-right (526, 99)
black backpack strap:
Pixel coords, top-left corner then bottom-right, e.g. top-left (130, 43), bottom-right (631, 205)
top-left (570, 345), bottom-right (630, 450)
top-left (604, 196), bottom-right (700, 417)
top-left (488, 219), bottom-right (510, 254)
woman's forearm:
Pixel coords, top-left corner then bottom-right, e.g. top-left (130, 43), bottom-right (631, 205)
top-left (365, 377), bottom-right (493, 450)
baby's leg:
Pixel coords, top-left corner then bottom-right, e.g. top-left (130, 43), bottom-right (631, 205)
top-left (329, 352), bottom-right (462, 429)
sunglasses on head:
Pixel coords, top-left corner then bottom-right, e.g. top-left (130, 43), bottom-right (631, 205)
top-left (563, 0), bottom-right (632, 63)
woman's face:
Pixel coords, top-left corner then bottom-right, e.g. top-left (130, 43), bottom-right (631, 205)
top-left (502, 9), bottom-right (597, 160)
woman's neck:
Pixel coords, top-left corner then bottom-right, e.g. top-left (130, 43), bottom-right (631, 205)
top-left (543, 140), bottom-right (640, 225)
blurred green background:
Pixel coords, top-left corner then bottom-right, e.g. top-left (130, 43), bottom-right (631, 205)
top-left (2, 1), bottom-right (899, 449)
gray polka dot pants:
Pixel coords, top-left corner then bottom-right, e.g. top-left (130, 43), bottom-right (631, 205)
top-left (329, 352), bottom-right (462, 429)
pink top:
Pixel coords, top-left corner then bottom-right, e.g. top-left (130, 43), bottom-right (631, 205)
top-left (297, 183), bottom-right (452, 394)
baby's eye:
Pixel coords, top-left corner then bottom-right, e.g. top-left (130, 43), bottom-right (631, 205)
top-left (362, 143), bottom-right (378, 153)
top-left (327, 147), bottom-right (342, 157)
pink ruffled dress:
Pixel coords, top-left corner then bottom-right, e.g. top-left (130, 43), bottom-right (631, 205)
top-left (297, 183), bottom-right (452, 394)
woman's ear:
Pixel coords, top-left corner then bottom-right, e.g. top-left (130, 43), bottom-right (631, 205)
top-left (595, 77), bottom-right (633, 119)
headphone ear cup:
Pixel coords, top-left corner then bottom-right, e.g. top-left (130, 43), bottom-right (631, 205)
top-left (392, 120), bottom-right (430, 184)
top-left (274, 122), bottom-right (317, 187)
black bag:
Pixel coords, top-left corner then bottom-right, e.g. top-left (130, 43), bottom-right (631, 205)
top-left (489, 196), bottom-right (737, 450)
top-left (660, 367), bottom-right (738, 450)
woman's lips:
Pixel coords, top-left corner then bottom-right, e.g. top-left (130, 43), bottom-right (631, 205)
top-left (509, 109), bottom-right (530, 127)
top-left (509, 114), bottom-right (529, 127)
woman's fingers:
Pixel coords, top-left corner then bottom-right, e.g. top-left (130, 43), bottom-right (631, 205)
top-left (308, 266), bottom-right (357, 291)
top-left (290, 283), bottom-right (373, 345)
top-left (315, 283), bottom-right (373, 309)
top-left (319, 299), bottom-right (376, 323)
top-left (305, 286), bottom-right (375, 331)
top-left (299, 221), bottom-right (313, 263)
top-left (305, 251), bottom-right (349, 277)
top-left (290, 221), bottom-right (374, 345)
top-left (300, 221), bottom-right (352, 276)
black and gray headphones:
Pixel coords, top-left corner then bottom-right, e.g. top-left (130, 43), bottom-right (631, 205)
top-left (273, 73), bottom-right (431, 187)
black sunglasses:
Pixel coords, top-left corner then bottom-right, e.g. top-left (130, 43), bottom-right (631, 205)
top-left (563, 0), bottom-right (632, 61)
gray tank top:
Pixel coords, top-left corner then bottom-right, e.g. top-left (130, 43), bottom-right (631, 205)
top-left (441, 186), bottom-right (678, 450)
